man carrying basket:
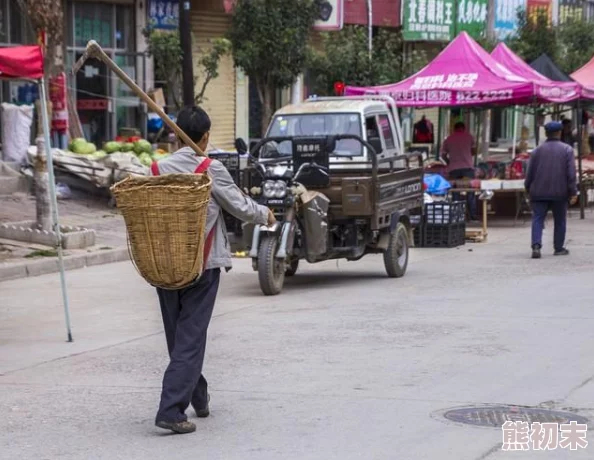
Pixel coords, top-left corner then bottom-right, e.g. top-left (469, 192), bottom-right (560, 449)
top-left (150, 106), bottom-right (275, 434)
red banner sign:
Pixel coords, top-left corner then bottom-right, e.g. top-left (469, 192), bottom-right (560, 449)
top-left (77, 99), bottom-right (108, 111)
top-left (527, 0), bottom-right (553, 24)
top-left (49, 73), bottom-right (68, 132)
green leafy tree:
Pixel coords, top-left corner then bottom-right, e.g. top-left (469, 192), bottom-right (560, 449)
top-left (143, 28), bottom-right (231, 110)
top-left (557, 19), bottom-right (594, 74)
top-left (227, 0), bottom-right (319, 135)
top-left (307, 26), bottom-right (426, 96)
top-left (507, 9), bottom-right (558, 64)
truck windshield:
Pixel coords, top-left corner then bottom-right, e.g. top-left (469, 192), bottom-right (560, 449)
top-left (264, 113), bottom-right (363, 158)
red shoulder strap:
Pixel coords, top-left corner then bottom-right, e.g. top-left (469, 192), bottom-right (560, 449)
top-left (197, 157), bottom-right (214, 269)
top-left (194, 157), bottom-right (212, 174)
top-left (203, 226), bottom-right (216, 269)
top-left (151, 161), bottom-right (160, 176)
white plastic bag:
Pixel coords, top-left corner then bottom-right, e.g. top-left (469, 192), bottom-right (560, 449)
top-left (1, 103), bottom-right (33, 163)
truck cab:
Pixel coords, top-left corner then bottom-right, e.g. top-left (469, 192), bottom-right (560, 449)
top-left (261, 95), bottom-right (405, 169)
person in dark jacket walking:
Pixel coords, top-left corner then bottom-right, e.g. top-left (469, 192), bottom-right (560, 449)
top-left (525, 121), bottom-right (578, 259)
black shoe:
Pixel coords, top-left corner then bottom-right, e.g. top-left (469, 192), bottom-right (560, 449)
top-left (532, 246), bottom-right (541, 259)
top-left (156, 419), bottom-right (196, 434)
top-left (193, 394), bottom-right (210, 418)
top-left (554, 248), bottom-right (570, 256)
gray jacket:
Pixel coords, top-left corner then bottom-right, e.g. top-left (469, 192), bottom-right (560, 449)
top-left (150, 147), bottom-right (269, 270)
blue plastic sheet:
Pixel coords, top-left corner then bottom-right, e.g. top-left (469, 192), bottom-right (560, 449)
top-left (423, 173), bottom-right (451, 195)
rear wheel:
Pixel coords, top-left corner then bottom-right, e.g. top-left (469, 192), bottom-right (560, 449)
top-left (257, 235), bottom-right (285, 295)
top-left (285, 257), bottom-right (299, 277)
top-left (384, 222), bottom-right (409, 278)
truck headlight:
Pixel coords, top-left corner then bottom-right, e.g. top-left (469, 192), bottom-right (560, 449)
top-left (263, 180), bottom-right (287, 198)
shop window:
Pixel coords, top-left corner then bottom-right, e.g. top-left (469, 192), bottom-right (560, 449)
top-left (116, 5), bottom-right (135, 50)
top-left (73, 3), bottom-right (115, 49)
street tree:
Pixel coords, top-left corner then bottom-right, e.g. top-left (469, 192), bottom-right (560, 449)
top-left (307, 25), bottom-right (426, 96)
top-left (507, 9), bottom-right (559, 64)
top-left (143, 28), bottom-right (231, 110)
top-left (18, 0), bottom-right (65, 231)
top-left (227, 0), bottom-right (320, 135)
top-left (557, 19), bottom-right (594, 74)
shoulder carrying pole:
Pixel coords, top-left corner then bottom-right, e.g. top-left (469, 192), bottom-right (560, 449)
top-left (71, 40), bottom-right (206, 157)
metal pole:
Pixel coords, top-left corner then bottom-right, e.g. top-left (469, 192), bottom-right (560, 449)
top-left (179, 0), bottom-right (195, 106)
top-left (366, 0), bottom-right (372, 60)
top-left (39, 77), bottom-right (73, 343)
top-left (577, 102), bottom-right (585, 219)
top-left (512, 105), bottom-right (518, 160)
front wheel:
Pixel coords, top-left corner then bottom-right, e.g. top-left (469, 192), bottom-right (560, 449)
top-left (384, 222), bottom-right (409, 278)
top-left (257, 235), bottom-right (285, 295)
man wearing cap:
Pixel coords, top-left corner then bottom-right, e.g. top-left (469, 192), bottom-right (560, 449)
top-left (525, 121), bottom-right (578, 259)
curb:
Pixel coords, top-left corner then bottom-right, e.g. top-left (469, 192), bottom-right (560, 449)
top-left (0, 248), bottom-right (130, 283)
top-left (0, 239), bottom-right (248, 283)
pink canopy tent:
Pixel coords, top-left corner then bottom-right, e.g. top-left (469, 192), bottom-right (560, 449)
top-left (490, 43), bottom-right (581, 103)
top-left (345, 32), bottom-right (576, 107)
top-left (570, 57), bottom-right (594, 99)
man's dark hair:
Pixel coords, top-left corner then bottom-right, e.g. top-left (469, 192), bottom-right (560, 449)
top-left (177, 106), bottom-right (211, 143)
top-left (454, 121), bottom-right (465, 131)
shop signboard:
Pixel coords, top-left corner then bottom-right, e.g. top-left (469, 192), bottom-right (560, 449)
top-left (559, 0), bottom-right (584, 24)
top-left (402, 0), bottom-right (487, 42)
top-left (494, 0), bottom-right (526, 39)
top-left (148, 0), bottom-right (180, 30)
top-left (456, 0), bottom-right (489, 38)
top-left (402, 0), bottom-right (456, 41)
top-left (527, 0), bottom-right (552, 23)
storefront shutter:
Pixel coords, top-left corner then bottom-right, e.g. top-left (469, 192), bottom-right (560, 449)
top-left (190, 10), bottom-right (236, 152)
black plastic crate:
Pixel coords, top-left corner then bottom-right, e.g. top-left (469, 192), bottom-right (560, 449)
top-left (424, 222), bottom-right (466, 248)
top-left (424, 201), bottom-right (466, 225)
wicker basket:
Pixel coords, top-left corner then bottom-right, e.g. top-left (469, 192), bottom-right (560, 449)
top-left (110, 173), bottom-right (212, 289)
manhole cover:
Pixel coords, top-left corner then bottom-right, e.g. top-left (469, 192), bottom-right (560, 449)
top-left (443, 406), bottom-right (588, 428)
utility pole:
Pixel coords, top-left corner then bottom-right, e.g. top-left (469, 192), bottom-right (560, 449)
top-left (480, 0), bottom-right (496, 157)
top-left (366, 0), bottom-right (373, 61)
top-left (179, 0), bottom-right (195, 106)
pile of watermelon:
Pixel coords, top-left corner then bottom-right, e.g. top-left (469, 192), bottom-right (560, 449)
top-left (103, 136), bottom-right (171, 167)
top-left (67, 136), bottom-right (171, 167)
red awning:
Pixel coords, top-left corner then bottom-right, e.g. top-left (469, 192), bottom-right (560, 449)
top-left (0, 46), bottom-right (44, 80)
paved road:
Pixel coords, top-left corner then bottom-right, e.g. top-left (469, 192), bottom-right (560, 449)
top-left (1, 216), bottom-right (593, 459)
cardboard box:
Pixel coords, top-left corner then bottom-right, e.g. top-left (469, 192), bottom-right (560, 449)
top-left (148, 88), bottom-right (166, 108)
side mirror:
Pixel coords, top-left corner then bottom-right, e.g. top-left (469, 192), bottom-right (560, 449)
top-left (368, 137), bottom-right (383, 155)
top-left (234, 137), bottom-right (248, 155)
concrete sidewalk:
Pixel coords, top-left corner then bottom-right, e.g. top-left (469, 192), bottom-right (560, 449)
top-left (0, 192), bottom-right (129, 281)
top-left (1, 215), bottom-right (593, 459)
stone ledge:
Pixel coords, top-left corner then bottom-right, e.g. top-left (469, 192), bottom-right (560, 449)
top-left (0, 220), bottom-right (96, 249)
top-left (0, 247), bottom-right (130, 283)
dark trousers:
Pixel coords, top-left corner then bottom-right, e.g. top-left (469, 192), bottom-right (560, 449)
top-left (155, 268), bottom-right (221, 423)
top-left (531, 200), bottom-right (568, 252)
top-left (449, 168), bottom-right (477, 219)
